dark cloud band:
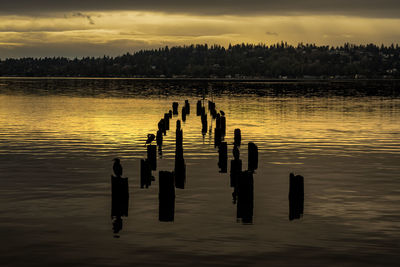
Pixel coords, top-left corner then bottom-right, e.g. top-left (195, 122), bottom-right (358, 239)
top-left (1, 0), bottom-right (400, 18)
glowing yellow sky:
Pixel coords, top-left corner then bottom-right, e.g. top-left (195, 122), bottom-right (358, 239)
top-left (1, 11), bottom-right (400, 58)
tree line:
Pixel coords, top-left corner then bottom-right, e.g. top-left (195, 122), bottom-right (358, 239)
top-left (1, 43), bottom-right (399, 79)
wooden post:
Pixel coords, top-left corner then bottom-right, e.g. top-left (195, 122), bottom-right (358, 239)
top-left (172, 102), bottom-right (179, 115)
top-left (237, 171), bottom-right (254, 224)
top-left (168, 110), bottom-right (172, 118)
top-left (216, 113), bottom-right (221, 129)
top-left (111, 176), bottom-right (129, 217)
top-left (182, 106), bottom-right (186, 122)
top-left (230, 159), bottom-right (242, 188)
top-left (156, 130), bottom-right (163, 147)
top-left (218, 142), bottom-right (227, 173)
top-left (159, 171), bottom-right (175, 222)
top-left (289, 173), bottom-right (304, 220)
top-left (234, 128), bottom-right (241, 147)
top-left (185, 100), bottom-right (190, 114)
top-left (196, 100), bottom-right (202, 116)
top-left (214, 127), bottom-right (222, 147)
top-left (164, 113), bottom-right (170, 130)
top-left (158, 119), bottom-right (166, 135)
top-left (140, 159), bottom-right (152, 188)
top-left (201, 113), bottom-right (207, 135)
top-left (221, 116), bottom-right (226, 136)
top-left (248, 142), bottom-right (258, 172)
top-left (174, 157), bottom-right (186, 189)
top-left (147, 145), bottom-right (157, 170)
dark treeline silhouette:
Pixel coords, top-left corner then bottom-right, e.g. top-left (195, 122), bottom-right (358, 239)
top-left (1, 43), bottom-right (399, 79)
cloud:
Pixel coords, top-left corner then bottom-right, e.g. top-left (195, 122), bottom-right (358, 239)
top-left (70, 12), bottom-right (95, 25)
top-left (0, 1), bottom-right (400, 18)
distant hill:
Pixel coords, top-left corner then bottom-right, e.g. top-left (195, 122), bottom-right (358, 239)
top-left (1, 43), bottom-right (399, 79)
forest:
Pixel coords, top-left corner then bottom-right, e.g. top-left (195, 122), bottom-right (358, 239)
top-left (0, 43), bottom-right (399, 79)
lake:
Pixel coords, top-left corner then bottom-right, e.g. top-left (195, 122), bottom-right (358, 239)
top-left (0, 78), bottom-right (399, 266)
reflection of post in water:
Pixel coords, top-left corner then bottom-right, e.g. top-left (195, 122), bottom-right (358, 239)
top-left (140, 159), bottom-right (152, 188)
top-left (147, 145), bottom-right (157, 170)
top-left (175, 120), bottom-right (186, 189)
top-left (236, 170), bottom-right (254, 224)
top-left (159, 171), bottom-right (175, 222)
top-left (289, 173), bottom-right (304, 221)
top-left (111, 174), bottom-right (129, 238)
top-left (218, 142), bottom-right (227, 173)
top-left (230, 145), bottom-right (242, 203)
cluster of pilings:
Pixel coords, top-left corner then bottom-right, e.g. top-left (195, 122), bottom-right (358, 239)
top-left (140, 100), bottom-right (191, 221)
top-left (113, 97), bottom-right (305, 226)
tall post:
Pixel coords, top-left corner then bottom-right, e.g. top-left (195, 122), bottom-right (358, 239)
top-left (159, 171), bottom-right (175, 221)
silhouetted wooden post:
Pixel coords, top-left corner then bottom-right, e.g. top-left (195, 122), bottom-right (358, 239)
top-left (216, 113), bottom-right (221, 129)
top-left (218, 142), bottom-right (227, 173)
top-left (156, 130), bottom-right (163, 147)
top-left (168, 110), bottom-right (172, 118)
top-left (289, 173), bottom-right (304, 220)
top-left (147, 145), bottom-right (157, 170)
top-left (185, 100), bottom-right (190, 114)
top-left (234, 128), bottom-right (241, 146)
top-left (201, 113), bottom-right (207, 135)
top-left (196, 100), bottom-right (202, 116)
top-left (237, 170), bottom-right (254, 224)
top-left (214, 127), bottom-right (222, 147)
top-left (173, 102), bottom-right (179, 115)
top-left (140, 159), bottom-right (152, 188)
top-left (164, 113), bottom-right (170, 130)
top-left (159, 171), bottom-right (175, 221)
top-left (182, 106), bottom-right (186, 122)
top-left (248, 142), bottom-right (258, 172)
top-left (221, 116), bottom-right (226, 136)
top-left (158, 119), bottom-right (166, 135)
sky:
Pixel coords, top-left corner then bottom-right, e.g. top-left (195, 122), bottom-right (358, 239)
top-left (0, 1), bottom-right (400, 58)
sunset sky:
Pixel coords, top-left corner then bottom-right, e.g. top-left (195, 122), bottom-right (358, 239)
top-left (1, 0), bottom-right (400, 58)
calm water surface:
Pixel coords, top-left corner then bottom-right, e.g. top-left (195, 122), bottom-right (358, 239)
top-left (0, 79), bottom-right (399, 266)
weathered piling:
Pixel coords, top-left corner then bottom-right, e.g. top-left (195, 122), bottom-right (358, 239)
top-left (159, 171), bottom-right (175, 222)
top-left (218, 142), bottom-right (228, 173)
top-left (140, 159), bottom-right (152, 188)
top-left (184, 100), bottom-right (190, 114)
top-left (169, 110), bottom-right (173, 118)
top-left (176, 128), bottom-right (183, 159)
top-left (248, 142), bottom-right (258, 172)
top-left (158, 119), bottom-right (166, 135)
top-left (111, 176), bottom-right (129, 217)
top-left (214, 127), bottom-right (222, 147)
top-left (196, 100), bottom-right (202, 116)
top-left (234, 128), bottom-right (241, 146)
top-left (156, 130), bottom-right (163, 147)
top-left (221, 115), bottom-right (226, 136)
top-left (201, 113), bottom-right (208, 135)
top-left (173, 102), bottom-right (179, 115)
top-left (147, 145), bottom-right (157, 170)
top-left (164, 113), bottom-right (170, 130)
top-left (237, 171), bottom-right (254, 224)
top-left (289, 173), bottom-right (304, 221)
top-left (216, 113), bottom-right (221, 129)
top-left (182, 106), bottom-right (187, 122)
